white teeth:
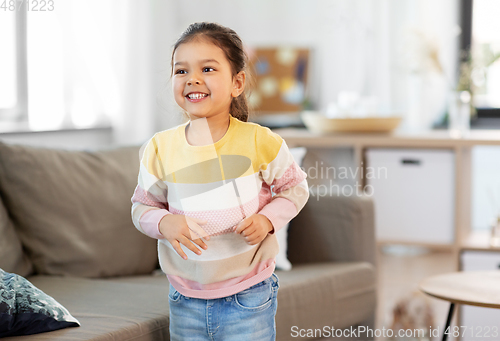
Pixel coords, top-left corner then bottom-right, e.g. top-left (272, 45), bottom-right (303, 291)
top-left (188, 93), bottom-right (207, 99)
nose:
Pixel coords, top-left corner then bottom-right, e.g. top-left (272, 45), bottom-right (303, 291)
top-left (187, 74), bottom-right (202, 86)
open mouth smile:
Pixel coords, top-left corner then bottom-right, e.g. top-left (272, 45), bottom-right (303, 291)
top-left (186, 92), bottom-right (209, 103)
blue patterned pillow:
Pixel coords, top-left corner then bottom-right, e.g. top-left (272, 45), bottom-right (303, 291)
top-left (0, 269), bottom-right (80, 337)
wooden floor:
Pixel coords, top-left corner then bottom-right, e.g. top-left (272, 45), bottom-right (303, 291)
top-left (317, 245), bottom-right (458, 341)
top-left (376, 245), bottom-right (457, 340)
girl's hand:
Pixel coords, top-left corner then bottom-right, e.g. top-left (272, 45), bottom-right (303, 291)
top-left (234, 214), bottom-right (274, 245)
top-left (159, 214), bottom-right (210, 260)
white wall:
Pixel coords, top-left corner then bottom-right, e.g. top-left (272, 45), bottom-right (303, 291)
top-left (151, 0), bottom-right (460, 134)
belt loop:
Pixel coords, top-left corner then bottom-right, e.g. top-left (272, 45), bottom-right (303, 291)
top-left (272, 273), bottom-right (279, 288)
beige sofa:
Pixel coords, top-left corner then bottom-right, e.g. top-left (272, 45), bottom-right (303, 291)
top-left (0, 140), bottom-right (377, 341)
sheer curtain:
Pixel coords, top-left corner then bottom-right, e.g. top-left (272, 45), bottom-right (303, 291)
top-left (0, 11), bottom-right (17, 117)
top-left (25, 0), bottom-right (159, 145)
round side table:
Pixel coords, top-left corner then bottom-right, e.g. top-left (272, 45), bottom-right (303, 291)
top-left (419, 271), bottom-right (500, 341)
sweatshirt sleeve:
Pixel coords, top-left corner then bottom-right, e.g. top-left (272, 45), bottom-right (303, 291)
top-left (131, 134), bottom-right (172, 240)
top-left (256, 131), bottom-right (309, 234)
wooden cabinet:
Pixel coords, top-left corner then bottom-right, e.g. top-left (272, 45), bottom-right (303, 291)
top-left (366, 148), bottom-right (455, 245)
top-left (274, 127), bottom-right (500, 268)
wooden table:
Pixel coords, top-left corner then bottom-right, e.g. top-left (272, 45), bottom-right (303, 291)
top-left (419, 271), bottom-right (500, 341)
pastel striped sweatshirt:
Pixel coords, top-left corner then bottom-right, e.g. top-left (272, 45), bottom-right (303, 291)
top-left (131, 115), bottom-right (309, 299)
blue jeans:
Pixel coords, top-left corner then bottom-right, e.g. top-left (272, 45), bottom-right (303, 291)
top-left (168, 273), bottom-right (280, 341)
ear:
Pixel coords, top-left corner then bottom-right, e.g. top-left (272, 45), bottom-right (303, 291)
top-left (231, 71), bottom-right (246, 98)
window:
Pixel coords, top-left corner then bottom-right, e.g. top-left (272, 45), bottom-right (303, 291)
top-left (27, 7), bottom-right (66, 129)
top-left (462, 0), bottom-right (500, 118)
top-left (0, 0), bottom-right (121, 131)
top-left (471, 0), bottom-right (500, 112)
top-left (0, 10), bottom-right (19, 120)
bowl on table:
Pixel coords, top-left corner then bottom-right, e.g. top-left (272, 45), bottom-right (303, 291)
top-left (300, 111), bottom-right (402, 133)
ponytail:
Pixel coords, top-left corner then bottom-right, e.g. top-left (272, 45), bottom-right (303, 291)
top-left (230, 93), bottom-right (249, 122)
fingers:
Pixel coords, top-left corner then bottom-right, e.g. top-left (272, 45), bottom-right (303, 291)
top-left (178, 235), bottom-right (203, 256)
top-left (165, 215), bottom-right (211, 260)
top-left (186, 217), bottom-right (211, 241)
top-left (192, 237), bottom-right (208, 251)
top-left (239, 224), bottom-right (256, 237)
top-left (235, 219), bottom-right (260, 244)
top-left (234, 217), bottom-right (253, 234)
top-left (172, 235), bottom-right (204, 260)
top-left (243, 229), bottom-right (262, 245)
top-left (170, 239), bottom-right (189, 260)
top-left (189, 216), bottom-right (208, 225)
top-left (234, 215), bottom-right (268, 245)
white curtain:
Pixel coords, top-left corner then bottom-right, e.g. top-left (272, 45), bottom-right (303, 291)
top-left (26, 0), bottom-right (168, 146)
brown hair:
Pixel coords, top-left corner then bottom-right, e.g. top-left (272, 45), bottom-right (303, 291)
top-left (170, 22), bottom-right (253, 122)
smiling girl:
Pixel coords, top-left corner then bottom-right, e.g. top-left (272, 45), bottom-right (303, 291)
top-left (131, 22), bottom-right (309, 340)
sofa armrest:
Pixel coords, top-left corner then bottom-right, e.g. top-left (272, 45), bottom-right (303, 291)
top-left (287, 191), bottom-right (376, 268)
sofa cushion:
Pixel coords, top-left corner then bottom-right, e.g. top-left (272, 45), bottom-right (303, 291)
top-left (275, 147), bottom-right (307, 271)
top-left (0, 193), bottom-right (32, 277)
top-left (0, 269), bottom-right (80, 337)
top-left (0, 275), bottom-right (171, 341)
top-left (274, 262), bottom-right (376, 339)
top-left (0, 142), bottom-right (158, 278)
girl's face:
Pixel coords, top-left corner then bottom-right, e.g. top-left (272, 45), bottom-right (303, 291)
top-left (172, 39), bottom-right (245, 120)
